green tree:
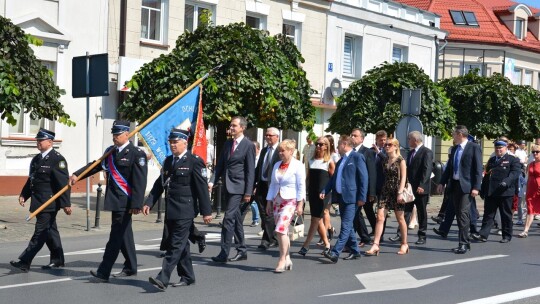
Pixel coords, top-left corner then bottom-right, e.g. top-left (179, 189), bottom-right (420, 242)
top-left (120, 23), bottom-right (315, 132)
top-left (0, 16), bottom-right (73, 126)
top-left (327, 62), bottom-right (455, 138)
top-left (438, 72), bottom-right (540, 140)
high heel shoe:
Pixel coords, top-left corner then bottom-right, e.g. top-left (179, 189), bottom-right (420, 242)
top-left (321, 247), bottom-right (331, 256)
top-left (328, 227), bottom-right (336, 240)
top-left (397, 244), bottom-right (409, 255)
top-left (298, 247), bottom-right (309, 256)
top-left (273, 267), bottom-right (285, 273)
top-left (285, 261), bottom-right (293, 271)
top-left (364, 243), bottom-right (380, 256)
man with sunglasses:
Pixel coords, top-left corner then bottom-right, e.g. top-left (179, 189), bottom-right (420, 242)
top-left (254, 127), bottom-right (280, 250)
top-left (472, 139), bottom-right (521, 243)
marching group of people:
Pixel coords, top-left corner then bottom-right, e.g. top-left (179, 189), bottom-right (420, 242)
top-left (9, 117), bottom-right (540, 292)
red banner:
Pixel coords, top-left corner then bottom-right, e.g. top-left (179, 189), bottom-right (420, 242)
top-left (192, 85), bottom-right (207, 163)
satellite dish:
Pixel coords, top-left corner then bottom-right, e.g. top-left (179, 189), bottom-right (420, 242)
top-left (330, 78), bottom-right (343, 98)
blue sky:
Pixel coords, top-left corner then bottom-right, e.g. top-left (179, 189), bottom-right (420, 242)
top-left (514, 0), bottom-right (540, 8)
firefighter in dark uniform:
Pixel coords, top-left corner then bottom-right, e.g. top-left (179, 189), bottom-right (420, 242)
top-left (472, 139), bottom-right (521, 243)
top-left (70, 120), bottom-right (148, 282)
top-left (10, 128), bottom-right (71, 272)
top-left (144, 128), bottom-right (213, 291)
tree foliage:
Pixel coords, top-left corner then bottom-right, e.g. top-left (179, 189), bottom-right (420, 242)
top-left (439, 72), bottom-right (540, 140)
top-left (0, 16), bottom-right (73, 126)
top-left (120, 23), bottom-right (315, 131)
top-left (327, 62), bottom-right (455, 138)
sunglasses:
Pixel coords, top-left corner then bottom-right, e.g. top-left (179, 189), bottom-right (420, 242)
top-left (533, 151), bottom-right (540, 154)
top-left (265, 134), bottom-right (277, 137)
top-left (316, 143), bottom-right (326, 147)
top-left (384, 143), bottom-right (394, 147)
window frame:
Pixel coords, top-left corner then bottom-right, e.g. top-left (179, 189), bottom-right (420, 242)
top-left (140, 0), bottom-right (167, 43)
top-left (184, 1), bottom-right (216, 32)
top-left (343, 35), bottom-right (355, 77)
top-left (246, 14), bottom-right (267, 30)
top-left (282, 21), bottom-right (301, 49)
top-left (515, 18), bottom-right (525, 40)
top-left (449, 10), bottom-right (479, 27)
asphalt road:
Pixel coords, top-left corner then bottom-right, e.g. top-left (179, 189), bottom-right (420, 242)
top-left (1, 214), bottom-right (539, 304)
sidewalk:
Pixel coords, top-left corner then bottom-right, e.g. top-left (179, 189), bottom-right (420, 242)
top-left (0, 192), bottom-right (459, 243)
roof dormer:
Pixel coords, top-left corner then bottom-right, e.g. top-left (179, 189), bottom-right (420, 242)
top-left (498, 3), bottom-right (533, 40)
top-left (529, 12), bottom-right (540, 40)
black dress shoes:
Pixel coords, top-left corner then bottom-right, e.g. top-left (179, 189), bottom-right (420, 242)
top-left (198, 237), bottom-right (207, 253)
top-left (268, 240), bottom-right (278, 248)
top-left (172, 280), bottom-right (195, 287)
top-left (343, 253), bottom-right (361, 260)
top-left (10, 260), bottom-right (29, 272)
top-left (415, 238), bottom-right (426, 245)
top-left (41, 262), bottom-right (64, 270)
top-left (471, 233), bottom-right (487, 242)
top-left (323, 251), bottom-right (339, 263)
top-left (228, 253), bottom-right (248, 262)
top-left (90, 270), bottom-right (109, 282)
top-left (452, 244), bottom-right (471, 254)
top-left (149, 277), bottom-right (166, 291)
top-left (433, 228), bottom-right (447, 239)
top-left (431, 215), bottom-right (443, 224)
top-left (500, 238), bottom-right (510, 243)
top-left (388, 234), bottom-right (401, 243)
top-left (211, 256), bottom-right (227, 263)
top-left (112, 270), bottom-right (137, 277)
top-left (258, 243), bottom-right (269, 250)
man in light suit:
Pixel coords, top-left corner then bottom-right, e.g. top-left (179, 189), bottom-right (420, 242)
top-left (209, 116), bottom-right (255, 263)
top-left (321, 135), bottom-right (368, 263)
top-left (405, 131), bottom-right (433, 245)
top-left (254, 127), bottom-right (280, 250)
top-left (438, 125), bottom-right (483, 254)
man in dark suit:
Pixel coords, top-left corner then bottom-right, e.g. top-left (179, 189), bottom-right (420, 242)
top-left (350, 128), bottom-right (376, 246)
top-left (405, 131), bottom-right (433, 245)
top-left (144, 129), bottom-right (213, 291)
top-left (321, 135), bottom-right (368, 263)
top-left (10, 128), bottom-right (72, 272)
top-left (438, 125), bottom-right (483, 254)
top-left (472, 139), bottom-right (521, 243)
top-left (371, 130), bottom-right (388, 241)
top-left (70, 120), bottom-right (148, 281)
top-left (209, 116), bottom-right (255, 263)
top-left (254, 127), bottom-right (280, 250)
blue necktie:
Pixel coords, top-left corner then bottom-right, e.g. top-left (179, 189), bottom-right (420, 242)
top-left (453, 145), bottom-right (462, 176)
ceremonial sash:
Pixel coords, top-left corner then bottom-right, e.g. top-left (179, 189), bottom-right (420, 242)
top-left (101, 146), bottom-right (132, 197)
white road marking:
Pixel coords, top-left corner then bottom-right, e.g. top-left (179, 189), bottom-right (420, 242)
top-left (320, 255), bottom-right (507, 297)
top-left (0, 267), bottom-right (163, 290)
top-left (458, 286), bottom-right (540, 304)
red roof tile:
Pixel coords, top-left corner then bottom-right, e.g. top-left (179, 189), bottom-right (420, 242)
top-left (393, 0), bottom-right (540, 53)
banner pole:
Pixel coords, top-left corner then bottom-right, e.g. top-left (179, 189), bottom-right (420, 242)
top-left (26, 64), bottom-right (223, 221)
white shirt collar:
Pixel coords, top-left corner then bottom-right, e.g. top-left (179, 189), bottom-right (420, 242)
top-left (234, 135), bottom-right (245, 144)
top-left (41, 147), bottom-right (53, 158)
top-left (117, 141), bottom-right (130, 152)
top-left (414, 143), bottom-right (423, 152)
top-left (458, 140), bottom-right (468, 150)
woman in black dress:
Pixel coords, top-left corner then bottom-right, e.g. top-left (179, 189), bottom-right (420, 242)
top-left (298, 137), bottom-right (335, 255)
top-left (365, 138), bottom-right (409, 256)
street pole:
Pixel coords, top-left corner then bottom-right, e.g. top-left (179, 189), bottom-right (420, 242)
top-left (85, 51), bottom-right (91, 232)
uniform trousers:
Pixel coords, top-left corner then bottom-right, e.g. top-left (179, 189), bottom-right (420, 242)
top-left (479, 196), bottom-right (513, 240)
top-left (97, 211), bottom-right (137, 277)
top-left (19, 211), bottom-right (64, 265)
top-left (156, 218), bottom-right (194, 285)
top-left (354, 206), bottom-right (372, 243)
top-left (219, 193), bottom-right (246, 257)
top-left (404, 194), bottom-right (429, 237)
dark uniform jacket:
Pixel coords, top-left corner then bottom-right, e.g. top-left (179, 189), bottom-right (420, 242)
top-left (145, 152), bottom-right (212, 220)
top-left (481, 153), bottom-right (521, 198)
top-left (211, 137), bottom-right (255, 195)
top-left (74, 142), bottom-right (147, 211)
top-left (357, 146), bottom-right (377, 198)
top-left (20, 149), bottom-right (70, 213)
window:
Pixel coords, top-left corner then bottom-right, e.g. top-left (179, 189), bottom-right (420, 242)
top-left (513, 68), bottom-right (522, 85)
top-left (524, 70), bottom-right (533, 86)
top-left (185, 2), bottom-right (215, 32)
top-left (449, 10), bottom-right (479, 26)
top-left (246, 15), bottom-right (266, 30)
top-left (282, 22), bottom-right (301, 48)
top-left (392, 46), bottom-right (408, 63)
top-left (463, 63), bottom-right (482, 76)
top-left (515, 18), bottom-right (525, 40)
top-left (141, 0), bottom-right (164, 41)
top-left (343, 36), bottom-right (354, 76)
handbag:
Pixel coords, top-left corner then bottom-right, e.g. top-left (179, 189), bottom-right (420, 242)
top-left (402, 182), bottom-right (415, 203)
top-left (289, 215), bottom-right (305, 241)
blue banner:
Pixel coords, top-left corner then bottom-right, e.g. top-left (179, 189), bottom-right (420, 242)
top-left (139, 86), bottom-right (200, 166)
